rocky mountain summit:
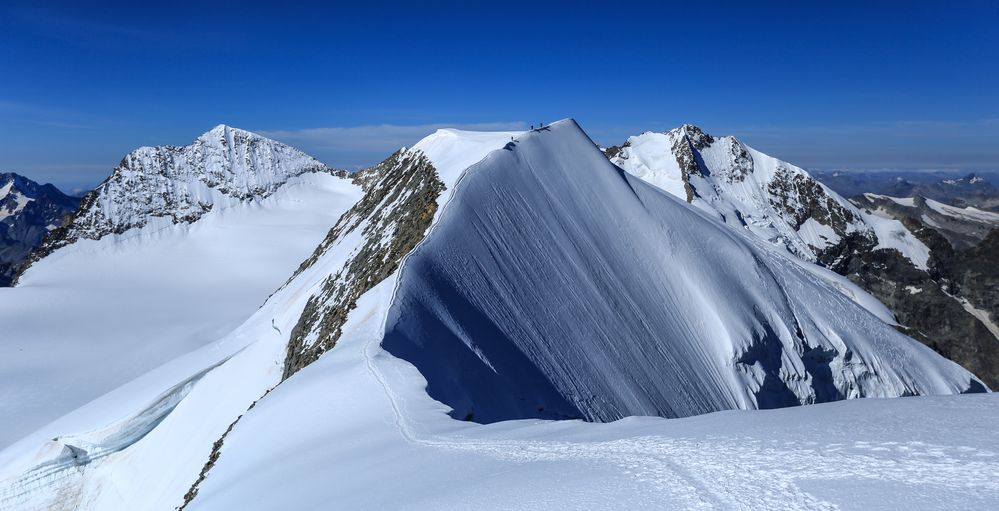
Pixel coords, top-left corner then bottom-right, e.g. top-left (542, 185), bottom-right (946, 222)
top-left (0, 173), bottom-right (79, 286)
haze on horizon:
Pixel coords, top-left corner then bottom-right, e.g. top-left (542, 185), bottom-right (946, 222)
top-left (1, 0), bottom-right (997, 190)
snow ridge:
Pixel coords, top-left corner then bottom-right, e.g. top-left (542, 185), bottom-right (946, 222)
top-left (382, 120), bottom-right (982, 424)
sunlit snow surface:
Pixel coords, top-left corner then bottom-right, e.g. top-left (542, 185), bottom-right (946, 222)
top-left (0, 121), bottom-right (991, 511)
top-left (194, 289), bottom-right (999, 510)
top-left (0, 172), bottom-right (361, 447)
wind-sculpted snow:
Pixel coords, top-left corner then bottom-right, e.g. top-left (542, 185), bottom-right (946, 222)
top-left (177, 277), bottom-right (999, 511)
top-left (383, 120), bottom-right (981, 423)
top-left (23, 125), bottom-right (337, 271)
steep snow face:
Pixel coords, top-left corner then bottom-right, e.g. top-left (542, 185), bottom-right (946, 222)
top-left (32, 125), bottom-right (336, 261)
top-left (610, 126), bottom-right (886, 262)
top-left (382, 120), bottom-right (981, 423)
top-left (279, 128), bottom-right (521, 379)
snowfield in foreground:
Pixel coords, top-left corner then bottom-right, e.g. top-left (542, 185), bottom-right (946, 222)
top-left (4, 276), bottom-right (996, 511)
top-left (0, 120), bottom-right (992, 511)
top-left (193, 289), bottom-right (999, 510)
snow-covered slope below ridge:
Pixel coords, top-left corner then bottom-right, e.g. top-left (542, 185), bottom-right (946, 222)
top-left (0, 121), bottom-right (986, 511)
top-left (608, 126), bottom-right (932, 270)
top-left (0, 126), bottom-right (362, 448)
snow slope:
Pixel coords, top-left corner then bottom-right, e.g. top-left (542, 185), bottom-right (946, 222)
top-left (855, 193), bottom-right (999, 251)
top-left (858, 207), bottom-right (932, 270)
top-left (0, 120), bottom-right (987, 511)
top-left (0, 170), bottom-right (360, 448)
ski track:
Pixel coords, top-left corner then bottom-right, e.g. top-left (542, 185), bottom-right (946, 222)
top-left (357, 131), bottom-right (999, 509)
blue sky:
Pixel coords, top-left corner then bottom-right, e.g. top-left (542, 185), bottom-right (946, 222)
top-left (1, 0), bottom-right (997, 191)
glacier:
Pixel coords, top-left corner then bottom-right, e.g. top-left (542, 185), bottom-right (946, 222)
top-left (0, 127), bottom-right (362, 447)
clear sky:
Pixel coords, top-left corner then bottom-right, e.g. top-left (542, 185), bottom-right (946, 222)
top-left (2, 0), bottom-right (997, 191)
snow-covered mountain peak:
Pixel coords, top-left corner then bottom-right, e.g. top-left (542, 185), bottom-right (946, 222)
top-left (197, 123), bottom-right (267, 146)
top-left (0, 174), bottom-right (34, 220)
top-left (673, 123), bottom-right (716, 149)
top-left (609, 125), bottom-right (896, 264)
top-left (25, 126), bottom-right (340, 266)
top-left (382, 118), bottom-right (982, 423)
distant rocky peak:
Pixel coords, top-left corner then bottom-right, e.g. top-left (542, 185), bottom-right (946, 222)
top-left (1, 172), bottom-right (42, 199)
top-left (0, 173), bottom-right (79, 286)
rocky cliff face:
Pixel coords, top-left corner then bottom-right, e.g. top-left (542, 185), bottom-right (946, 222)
top-left (283, 149), bottom-right (445, 379)
top-left (0, 173), bottom-right (79, 286)
top-left (837, 195), bottom-right (999, 386)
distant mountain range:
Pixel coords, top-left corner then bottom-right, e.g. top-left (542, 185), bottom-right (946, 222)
top-left (0, 173), bottom-right (79, 286)
top-left (813, 169), bottom-right (999, 212)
